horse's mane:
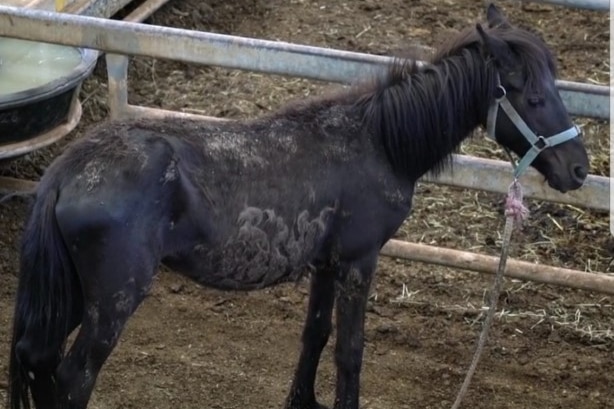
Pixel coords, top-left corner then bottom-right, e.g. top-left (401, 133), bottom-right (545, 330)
top-left (352, 21), bottom-right (558, 179)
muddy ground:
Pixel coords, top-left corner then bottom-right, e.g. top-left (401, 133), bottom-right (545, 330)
top-left (0, 0), bottom-right (612, 408)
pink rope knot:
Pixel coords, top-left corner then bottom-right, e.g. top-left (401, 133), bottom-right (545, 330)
top-left (505, 179), bottom-right (529, 225)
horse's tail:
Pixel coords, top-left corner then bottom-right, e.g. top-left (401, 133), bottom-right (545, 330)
top-left (8, 184), bottom-right (81, 409)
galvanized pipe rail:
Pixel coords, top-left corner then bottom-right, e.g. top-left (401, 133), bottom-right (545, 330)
top-left (0, 6), bottom-right (609, 120)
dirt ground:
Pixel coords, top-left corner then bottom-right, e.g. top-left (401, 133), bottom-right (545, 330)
top-left (0, 0), bottom-right (612, 408)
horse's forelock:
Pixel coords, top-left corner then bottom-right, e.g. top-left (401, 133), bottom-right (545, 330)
top-left (432, 23), bottom-right (557, 92)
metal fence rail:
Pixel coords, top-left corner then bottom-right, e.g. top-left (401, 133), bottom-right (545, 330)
top-left (0, 6), bottom-right (609, 120)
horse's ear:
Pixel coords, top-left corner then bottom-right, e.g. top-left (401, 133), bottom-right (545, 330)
top-left (476, 23), bottom-right (518, 71)
top-left (486, 3), bottom-right (511, 29)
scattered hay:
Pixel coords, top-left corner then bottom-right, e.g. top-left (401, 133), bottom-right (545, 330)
top-left (390, 280), bottom-right (614, 345)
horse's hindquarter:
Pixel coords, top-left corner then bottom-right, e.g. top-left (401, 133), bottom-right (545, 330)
top-left (52, 127), bottom-right (189, 250)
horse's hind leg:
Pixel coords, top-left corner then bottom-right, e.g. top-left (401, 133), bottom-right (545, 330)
top-left (55, 230), bottom-right (158, 408)
top-left (16, 294), bottom-right (83, 409)
top-left (285, 268), bottom-right (336, 409)
top-left (332, 254), bottom-right (377, 409)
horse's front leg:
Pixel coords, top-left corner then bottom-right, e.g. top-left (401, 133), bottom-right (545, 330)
top-left (285, 268), bottom-right (336, 409)
top-left (332, 253), bottom-right (377, 409)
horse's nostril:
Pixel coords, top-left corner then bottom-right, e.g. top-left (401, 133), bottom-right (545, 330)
top-left (572, 164), bottom-right (588, 183)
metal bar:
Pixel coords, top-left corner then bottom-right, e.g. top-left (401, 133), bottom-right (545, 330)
top-left (381, 240), bottom-right (614, 295)
top-left (124, 104), bottom-right (228, 121)
top-left (106, 53), bottom-right (129, 119)
top-left (106, 0), bottom-right (173, 117)
top-left (523, 0), bottom-right (610, 10)
top-left (0, 6), bottom-right (608, 119)
top-left (0, 176), bottom-right (38, 195)
top-left (557, 79), bottom-right (609, 95)
top-left (559, 88), bottom-right (609, 119)
top-left (117, 103), bottom-right (610, 211)
top-left (422, 154), bottom-right (609, 211)
top-left (557, 80), bottom-right (610, 119)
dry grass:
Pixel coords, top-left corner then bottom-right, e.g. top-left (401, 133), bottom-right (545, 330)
top-left (387, 275), bottom-right (614, 345)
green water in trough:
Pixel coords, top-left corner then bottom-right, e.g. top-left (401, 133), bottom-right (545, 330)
top-left (0, 37), bottom-right (82, 95)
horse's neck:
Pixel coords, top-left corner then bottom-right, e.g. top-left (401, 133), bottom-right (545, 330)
top-left (383, 48), bottom-right (493, 180)
top-left (433, 49), bottom-right (493, 133)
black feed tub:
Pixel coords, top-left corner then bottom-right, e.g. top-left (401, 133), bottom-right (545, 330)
top-left (0, 43), bottom-right (98, 152)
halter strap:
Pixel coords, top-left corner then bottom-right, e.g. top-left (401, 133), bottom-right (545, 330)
top-left (486, 75), bottom-right (580, 179)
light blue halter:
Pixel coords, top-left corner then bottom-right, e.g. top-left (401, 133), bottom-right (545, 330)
top-left (485, 75), bottom-right (580, 179)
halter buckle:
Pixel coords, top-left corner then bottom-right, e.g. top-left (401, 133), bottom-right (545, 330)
top-left (534, 135), bottom-right (547, 151)
top-left (494, 85), bottom-right (506, 101)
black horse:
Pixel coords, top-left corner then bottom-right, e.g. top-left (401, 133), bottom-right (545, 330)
top-left (8, 4), bottom-right (589, 409)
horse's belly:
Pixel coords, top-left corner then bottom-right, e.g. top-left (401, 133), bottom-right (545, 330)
top-left (185, 248), bottom-right (313, 290)
top-left (166, 205), bottom-right (335, 290)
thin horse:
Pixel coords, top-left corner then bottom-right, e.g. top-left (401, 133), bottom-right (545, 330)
top-left (8, 4), bottom-right (589, 409)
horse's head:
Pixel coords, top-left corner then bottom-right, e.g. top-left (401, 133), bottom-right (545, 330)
top-left (477, 3), bottom-right (589, 193)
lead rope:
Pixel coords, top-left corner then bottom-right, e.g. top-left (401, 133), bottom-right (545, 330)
top-left (450, 179), bottom-right (529, 409)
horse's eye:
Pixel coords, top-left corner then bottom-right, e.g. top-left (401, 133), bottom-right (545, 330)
top-left (528, 95), bottom-right (544, 106)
